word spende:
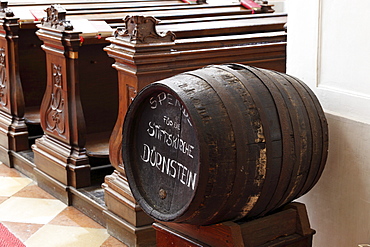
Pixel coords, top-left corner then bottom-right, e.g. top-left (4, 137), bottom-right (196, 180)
top-left (149, 91), bottom-right (192, 126)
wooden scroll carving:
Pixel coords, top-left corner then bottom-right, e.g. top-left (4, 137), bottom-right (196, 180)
top-left (45, 63), bottom-right (66, 139)
top-left (114, 16), bottom-right (175, 43)
top-left (41, 5), bottom-right (73, 31)
top-left (0, 47), bottom-right (7, 110)
top-left (0, 2), bottom-right (14, 17)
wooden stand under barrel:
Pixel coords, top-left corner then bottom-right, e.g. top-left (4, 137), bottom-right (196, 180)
top-left (154, 202), bottom-right (315, 247)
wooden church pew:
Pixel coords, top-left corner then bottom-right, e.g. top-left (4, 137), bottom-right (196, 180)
top-left (0, 0), bottom-right (270, 185)
top-left (0, 0), bottom-right (200, 174)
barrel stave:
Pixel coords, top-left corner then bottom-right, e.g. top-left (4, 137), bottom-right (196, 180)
top-left (185, 67), bottom-right (269, 224)
top-left (280, 73), bottom-right (328, 198)
top-left (256, 68), bottom-right (313, 214)
top-left (216, 64), bottom-right (287, 219)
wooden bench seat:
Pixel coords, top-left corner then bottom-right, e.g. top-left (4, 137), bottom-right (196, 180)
top-left (67, 3), bottom-right (242, 15)
top-left (11, 0), bottom-right (189, 15)
top-left (153, 11), bottom-right (284, 24)
top-left (156, 14), bottom-right (286, 38)
top-left (24, 106), bottom-right (40, 125)
top-left (85, 131), bottom-right (111, 158)
top-left (8, 0), bottom-right (188, 6)
top-left (68, 6), bottom-right (253, 21)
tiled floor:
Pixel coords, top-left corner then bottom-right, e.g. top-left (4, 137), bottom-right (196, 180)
top-left (0, 163), bottom-right (126, 247)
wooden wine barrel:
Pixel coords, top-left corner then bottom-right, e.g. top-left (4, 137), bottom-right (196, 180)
top-left (122, 64), bottom-right (328, 225)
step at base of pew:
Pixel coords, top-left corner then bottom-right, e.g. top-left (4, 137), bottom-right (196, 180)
top-left (10, 150), bottom-right (36, 180)
top-left (0, 146), bottom-right (11, 169)
top-left (103, 210), bottom-right (156, 247)
top-left (32, 135), bottom-right (95, 187)
top-left (102, 170), bottom-right (156, 246)
top-left (0, 124), bottom-right (43, 171)
top-left (32, 135), bottom-right (113, 200)
top-left (32, 169), bottom-right (108, 228)
top-left (153, 202), bottom-right (315, 247)
top-left (0, 112), bottom-right (29, 167)
top-left (34, 166), bottom-right (70, 204)
top-left (2, 108), bottom-right (43, 172)
top-left (70, 186), bottom-right (107, 227)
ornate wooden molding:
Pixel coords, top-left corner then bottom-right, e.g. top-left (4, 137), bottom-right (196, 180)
top-left (45, 64), bottom-right (66, 138)
top-left (114, 16), bottom-right (175, 43)
top-left (41, 5), bottom-right (73, 31)
top-left (0, 2), bottom-right (14, 18)
top-left (0, 47), bottom-right (8, 109)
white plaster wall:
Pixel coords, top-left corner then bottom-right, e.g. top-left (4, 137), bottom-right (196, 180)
top-left (287, 0), bottom-right (370, 246)
top-left (269, 0), bottom-right (286, 13)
